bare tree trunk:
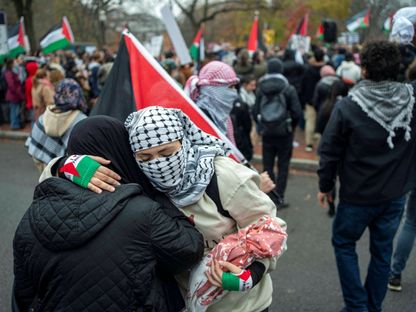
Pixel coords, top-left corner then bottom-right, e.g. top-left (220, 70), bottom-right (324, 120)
top-left (12, 0), bottom-right (37, 53)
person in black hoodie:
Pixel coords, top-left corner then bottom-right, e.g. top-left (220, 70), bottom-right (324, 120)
top-left (253, 58), bottom-right (302, 206)
top-left (317, 40), bottom-right (416, 312)
top-left (300, 48), bottom-right (326, 152)
top-left (12, 116), bottom-right (204, 312)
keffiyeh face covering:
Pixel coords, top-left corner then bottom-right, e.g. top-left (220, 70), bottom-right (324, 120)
top-left (125, 106), bottom-right (231, 208)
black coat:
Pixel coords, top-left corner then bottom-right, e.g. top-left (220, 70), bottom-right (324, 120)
top-left (13, 178), bottom-right (204, 312)
top-left (318, 93), bottom-right (416, 205)
top-left (300, 63), bottom-right (324, 108)
top-left (230, 96), bottom-right (253, 161)
top-left (283, 60), bottom-right (304, 97)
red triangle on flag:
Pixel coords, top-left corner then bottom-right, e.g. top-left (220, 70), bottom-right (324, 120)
top-left (17, 17), bottom-right (25, 48)
top-left (60, 162), bottom-right (80, 177)
top-left (247, 16), bottom-right (258, 53)
top-left (62, 16), bottom-right (74, 43)
top-left (239, 269), bottom-right (251, 281)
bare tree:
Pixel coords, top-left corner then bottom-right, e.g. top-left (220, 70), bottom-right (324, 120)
top-left (11, 0), bottom-right (36, 52)
top-left (172, 0), bottom-right (280, 34)
top-left (82, 0), bottom-right (122, 46)
top-left (364, 0), bottom-right (401, 40)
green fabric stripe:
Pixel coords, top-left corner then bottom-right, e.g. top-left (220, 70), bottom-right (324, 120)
top-left (222, 272), bottom-right (240, 291)
top-left (42, 38), bottom-right (71, 54)
top-left (72, 156), bottom-right (100, 188)
top-left (8, 46), bottom-right (25, 58)
top-left (189, 44), bottom-right (199, 62)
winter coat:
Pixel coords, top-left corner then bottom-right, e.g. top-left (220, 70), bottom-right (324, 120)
top-left (230, 96), bottom-right (253, 161)
top-left (299, 61), bottom-right (325, 108)
top-left (32, 79), bottom-right (55, 121)
top-left (253, 74), bottom-right (303, 136)
top-left (318, 90), bottom-right (416, 205)
top-left (175, 156), bottom-right (283, 312)
top-left (312, 75), bottom-right (343, 111)
top-left (25, 62), bottom-right (39, 110)
top-left (336, 61), bottom-right (361, 85)
top-left (13, 178), bottom-right (204, 312)
top-left (283, 60), bottom-right (304, 97)
top-left (5, 69), bottom-right (24, 103)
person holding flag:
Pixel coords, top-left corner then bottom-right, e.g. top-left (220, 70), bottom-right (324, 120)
top-left (124, 106), bottom-right (285, 312)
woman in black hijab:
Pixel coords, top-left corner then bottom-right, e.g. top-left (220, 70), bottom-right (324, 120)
top-left (13, 116), bottom-right (204, 312)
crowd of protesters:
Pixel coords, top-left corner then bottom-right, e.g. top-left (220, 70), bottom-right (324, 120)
top-left (5, 5), bottom-right (416, 312)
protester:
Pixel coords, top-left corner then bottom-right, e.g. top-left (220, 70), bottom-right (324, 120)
top-left (253, 58), bottom-right (302, 207)
top-left (253, 50), bottom-right (267, 81)
top-left (388, 8), bottom-right (416, 293)
top-left (230, 83), bottom-right (254, 161)
top-left (239, 75), bottom-right (256, 110)
top-left (300, 48), bottom-right (326, 152)
top-left (185, 60), bottom-right (240, 146)
top-left (317, 40), bottom-right (416, 312)
top-left (313, 65), bottom-right (341, 115)
top-left (282, 48), bottom-right (304, 99)
top-left (391, 7), bottom-right (416, 82)
top-left (234, 49), bottom-right (254, 77)
top-left (336, 51), bottom-right (361, 89)
top-left (4, 58), bottom-right (24, 130)
top-left (13, 116), bottom-right (204, 312)
top-left (185, 61), bottom-right (276, 194)
top-left (31, 68), bottom-right (55, 121)
top-left (124, 106), bottom-right (284, 312)
top-left (26, 79), bottom-right (87, 172)
top-left (24, 61), bottom-right (38, 124)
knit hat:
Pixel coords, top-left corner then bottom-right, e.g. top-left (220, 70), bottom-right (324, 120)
top-left (185, 61), bottom-right (239, 101)
top-left (54, 78), bottom-right (87, 113)
top-left (391, 7), bottom-right (416, 44)
top-left (267, 58), bottom-right (284, 74)
top-left (320, 65), bottom-right (336, 77)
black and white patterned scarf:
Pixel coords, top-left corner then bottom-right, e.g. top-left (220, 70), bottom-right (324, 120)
top-left (350, 80), bottom-right (415, 149)
top-left (125, 106), bottom-right (231, 208)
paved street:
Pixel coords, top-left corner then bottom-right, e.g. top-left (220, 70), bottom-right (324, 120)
top-left (1, 140), bottom-right (415, 312)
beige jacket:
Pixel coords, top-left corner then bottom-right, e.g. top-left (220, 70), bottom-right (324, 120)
top-left (177, 156), bottom-right (284, 312)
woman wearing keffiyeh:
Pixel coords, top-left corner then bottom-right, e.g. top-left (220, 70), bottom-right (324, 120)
top-left (125, 106), bottom-right (287, 312)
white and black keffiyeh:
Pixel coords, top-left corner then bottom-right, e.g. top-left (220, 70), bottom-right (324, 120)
top-left (125, 106), bottom-right (231, 208)
top-left (349, 80), bottom-right (415, 149)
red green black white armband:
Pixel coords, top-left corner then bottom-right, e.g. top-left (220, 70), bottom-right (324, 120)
top-left (59, 155), bottom-right (100, 188)
top-left (221, 269), bottom-right (253, 292)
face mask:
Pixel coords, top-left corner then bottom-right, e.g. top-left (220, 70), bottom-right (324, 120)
top-left (137, 147), bottom-right (186, 190)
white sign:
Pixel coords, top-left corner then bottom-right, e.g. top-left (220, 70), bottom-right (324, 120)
top-left (160, 5), bottom-right (192, 65)
top-left (289, 35), bottom-right (311, 54)
top-left (0, 12), bottom-right (8, 56)
top-left (144, 35), bottom-right (163, 58)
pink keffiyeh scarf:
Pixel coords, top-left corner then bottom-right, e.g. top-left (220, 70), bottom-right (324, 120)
top-left (186, 215), bottom-right (288, 311)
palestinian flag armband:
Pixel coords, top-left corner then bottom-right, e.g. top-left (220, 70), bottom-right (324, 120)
top-left (222, 269), bottom-right (253, 292)
top-left (59, 155), bottom-right (100, 188)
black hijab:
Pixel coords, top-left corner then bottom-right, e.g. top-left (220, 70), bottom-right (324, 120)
top-left (67, 116), bottom-right (154, 194)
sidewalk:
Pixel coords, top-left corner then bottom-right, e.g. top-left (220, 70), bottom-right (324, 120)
top-left (0, 123), bottom-right (319, 172)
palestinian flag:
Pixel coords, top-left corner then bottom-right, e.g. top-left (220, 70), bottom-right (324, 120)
top-left (91, 31), bottom-right (244, 162)
top-left (346, 10), bottom-right (370, 32)
top-left (383, 14), bottom-right (394, 33)
top-left (247, 15), bottom-right (258, 54)
top-left (3, 17), bottom-right (26, 60)
top-left (40, 17), bottom-right (74, 54)
top-left (189, 26), bottom-right (205, 64)
top-left (316, 23), bottom-right (324, 40)
top-left (296, 13), bottom-right (309, 36)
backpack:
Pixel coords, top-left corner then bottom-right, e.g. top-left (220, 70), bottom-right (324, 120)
top-left (257, 87), bottom-right (292, 137)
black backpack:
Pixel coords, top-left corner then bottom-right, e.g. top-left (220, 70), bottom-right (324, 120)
top-left (257, 87), bottom-right (292, 137)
